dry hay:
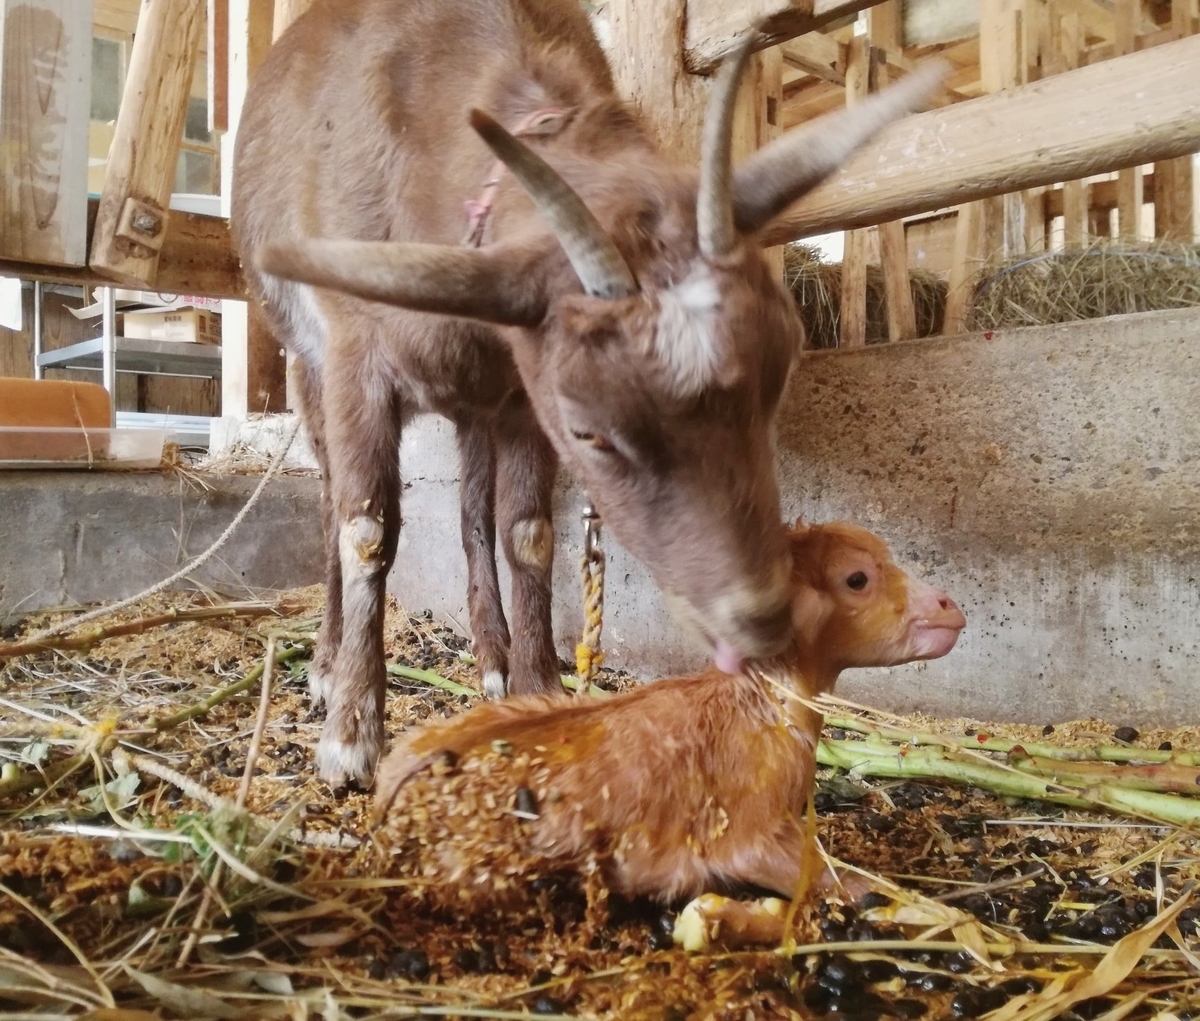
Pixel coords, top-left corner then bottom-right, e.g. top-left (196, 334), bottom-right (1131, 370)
top-left (1, 595), bottom-right (1200, 1019)
top-left (967, 240), bottom-right (1200, 332)
top-left (785, 243), bottom-right (947, 349)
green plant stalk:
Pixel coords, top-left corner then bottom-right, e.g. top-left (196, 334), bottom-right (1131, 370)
top-left (387, 663), bottom-right (477, 699)
top-left (147, 644), bottom-right (307, 732)
top-left (823, 714), bottom-right (1200, 767)
top-left (817, 739), bottom-right (1200, 828)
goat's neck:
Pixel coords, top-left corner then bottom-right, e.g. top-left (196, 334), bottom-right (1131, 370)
top-left (753, 645), bottom-right (840, 735)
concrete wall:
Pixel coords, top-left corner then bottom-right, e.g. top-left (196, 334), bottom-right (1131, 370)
top-left (9, 307), bottom-right (1197, 726)
top-left (389, 308), bottom-right (1200, 725)
top-left (0, 472), bottom-right (323, 615)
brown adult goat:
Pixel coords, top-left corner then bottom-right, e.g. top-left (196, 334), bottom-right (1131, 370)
top-left (234, 0), bottom-right (946, 785)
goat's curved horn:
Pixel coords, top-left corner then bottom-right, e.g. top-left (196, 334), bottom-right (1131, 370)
top-left (469, 109), bottom-right (637, 300)
top-left (696, 30), bottom-right (757, 258)
top-left (255, 239), bottom-right (548, 326)
top-left (733, 59), bottom-right (949, 235)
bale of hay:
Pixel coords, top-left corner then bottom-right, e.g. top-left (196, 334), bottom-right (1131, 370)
top-left (966, 239), bottom-right (1200, 332)
top-left (784, 243), bottom-right (947, 349)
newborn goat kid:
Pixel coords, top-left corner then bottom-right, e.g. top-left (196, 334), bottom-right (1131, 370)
top-left (372, 521), bottom-right (965, 908)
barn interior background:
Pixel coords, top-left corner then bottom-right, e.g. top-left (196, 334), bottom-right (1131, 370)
top-left (0, 0), bottom-right (1199, 1018)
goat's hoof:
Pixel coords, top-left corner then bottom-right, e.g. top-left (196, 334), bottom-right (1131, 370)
top-left (483, 670), bottom-right (507, 700)
top-left (316, 733), bottom-right (380, 788)
top-left (308, 664), bottom-right (335, 706)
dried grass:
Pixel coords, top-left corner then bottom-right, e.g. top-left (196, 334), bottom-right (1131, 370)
top-left (967, 240), bottom-right (1200, 332)
top-left (1, 594), bottom-right (1198, 1019)
top-left (784, 243), bottom-right (947, 349)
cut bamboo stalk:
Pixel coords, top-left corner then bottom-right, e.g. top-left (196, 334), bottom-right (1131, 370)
top-left (88, 0), bottom-right (206, 287)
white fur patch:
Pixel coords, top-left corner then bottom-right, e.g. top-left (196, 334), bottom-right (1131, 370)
top-left (483, 670), bottom-right (507, 700)
top-left (316, 733), bottom-right (379, 786)
top-left (654, 267), bottom-right (724, 396)
top-left (511, 517), bottom-right (554, 572)
top-left (308, 664), bottom-right (334, 706)
top-left (260, 277), bottom-right (328, 366)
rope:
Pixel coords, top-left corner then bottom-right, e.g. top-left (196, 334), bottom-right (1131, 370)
top-left (574, 504), bottom-right (605, 689)
top-left (25, 417), bottom-right (301, 642)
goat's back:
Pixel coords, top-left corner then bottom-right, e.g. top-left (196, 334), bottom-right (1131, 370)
top-left (233, 0), bottom-right (613, 260)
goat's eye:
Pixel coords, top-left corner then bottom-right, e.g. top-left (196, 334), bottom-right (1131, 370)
top-left (846, 571), bottom-right (869, 591)
top-left (571, 430), bottom-right (616, 453)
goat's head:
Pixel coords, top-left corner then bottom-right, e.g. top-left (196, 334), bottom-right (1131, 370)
top-left (785, 519), bottom-right (966, 681)
top-left (256, 38), bottom-right (946, 672)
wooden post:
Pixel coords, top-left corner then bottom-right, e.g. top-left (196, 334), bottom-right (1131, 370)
top-left (220, 0), bottom-right (286, 417)
top-left (1113, 0), bottom-right (1144, 239)
top-left (869, 2), bottom-right (917, 342)
top-left (942, 0), bottom-right (1021, 335)
top-left (609, 0), bottom-right (710, 164)
top-left (1153, 0), bottom-right (1196, 241)
top-left (208, 0), bottom-right (229, 133)
top-left (733, 46), bottom-right (785, 279)
top-left (0, 0), bottom-right (92, 268)
top-left (274, 0), bottom-right (316, 39)
top-left (839, 36), bottom-right (872, 348)
top-left (1055, 9), bottom-right (1089, 247)
top-left (89, 0), bottom-right (205, 286)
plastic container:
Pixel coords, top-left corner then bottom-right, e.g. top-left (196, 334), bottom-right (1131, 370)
top-left (0, 426), bottom-right (167, 470)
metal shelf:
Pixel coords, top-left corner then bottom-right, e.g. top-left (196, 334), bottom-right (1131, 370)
top-left (36, 336), bottom-right (222, 380)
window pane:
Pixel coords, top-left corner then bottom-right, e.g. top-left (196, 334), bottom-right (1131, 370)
top-left (90, 37), bottom-right (122, 122)
top-left (175, 150), bottom-right (216, 194)
top-left (184, 96), bottom-right (213, 145)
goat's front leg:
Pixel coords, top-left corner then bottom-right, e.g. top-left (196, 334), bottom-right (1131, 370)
top-left (456, 415), bottom-right (511, 699)
top-left (292, 355), bottom-right (341, 707)
top-left (494, 392), bottom-right (560, 696)
top-left (317, 346), bottom-right (402, 786)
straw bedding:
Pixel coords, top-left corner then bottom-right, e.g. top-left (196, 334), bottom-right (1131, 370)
top-left (1, 591), bottom-right (1198, 1019)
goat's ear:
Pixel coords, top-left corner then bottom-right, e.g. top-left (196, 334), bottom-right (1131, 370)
top-left (254, 239), bottom-right (549, 327)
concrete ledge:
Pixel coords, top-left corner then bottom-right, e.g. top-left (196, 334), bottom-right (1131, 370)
top-left (389, 308), bottom-right (1200, 725)
top-left (11, 307), bottom-right (1198, 727)
top-left (0, 471), bottom-right (324, 616)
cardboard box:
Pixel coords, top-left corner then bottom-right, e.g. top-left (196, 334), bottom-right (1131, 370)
top-left (122, 306), bottom-right (222, 345)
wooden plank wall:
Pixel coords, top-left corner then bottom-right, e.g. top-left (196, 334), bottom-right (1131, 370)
top-left (0, 0), bottom-right (92, 267)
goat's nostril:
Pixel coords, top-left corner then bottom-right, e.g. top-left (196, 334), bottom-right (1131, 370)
top-left (939, 596), bottom-right (950, 610)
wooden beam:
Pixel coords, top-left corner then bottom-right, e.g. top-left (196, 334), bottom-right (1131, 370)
top-left (839, 37), bottom-right (872, 348)
top-left (761, 34), bottom-right (1200, 245)
top-left (89, 0), bottom-right (206, 287)
top-left (780, 33), bottom-right (847, 86)
top-left (0, 199), bottom-right (245, 299)
top-left (1043, 172), bottom-right (1156, 217)
top-left (1113, 0), bottom-right (1144, 238)
top-left (685, 0), bottom-right (888, 74)
top-left (0, 0), bottom-right (91, 268)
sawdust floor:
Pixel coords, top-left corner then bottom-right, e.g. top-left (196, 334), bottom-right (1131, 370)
top-left (1, 589), bottom-right (1198, 1020)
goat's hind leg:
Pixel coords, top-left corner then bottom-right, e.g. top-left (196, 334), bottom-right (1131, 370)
top-left (292, 356), bottom-right (342, 707)
top-left (317, 343), bottom-right (403, 786)
top-left (494, 393), bottom-right (560, 696)
top-left (456, 415), bottom-right (511, 699)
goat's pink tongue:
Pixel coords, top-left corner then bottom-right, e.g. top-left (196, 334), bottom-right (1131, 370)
top-left (714, 641), bottom-right (745, 675)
